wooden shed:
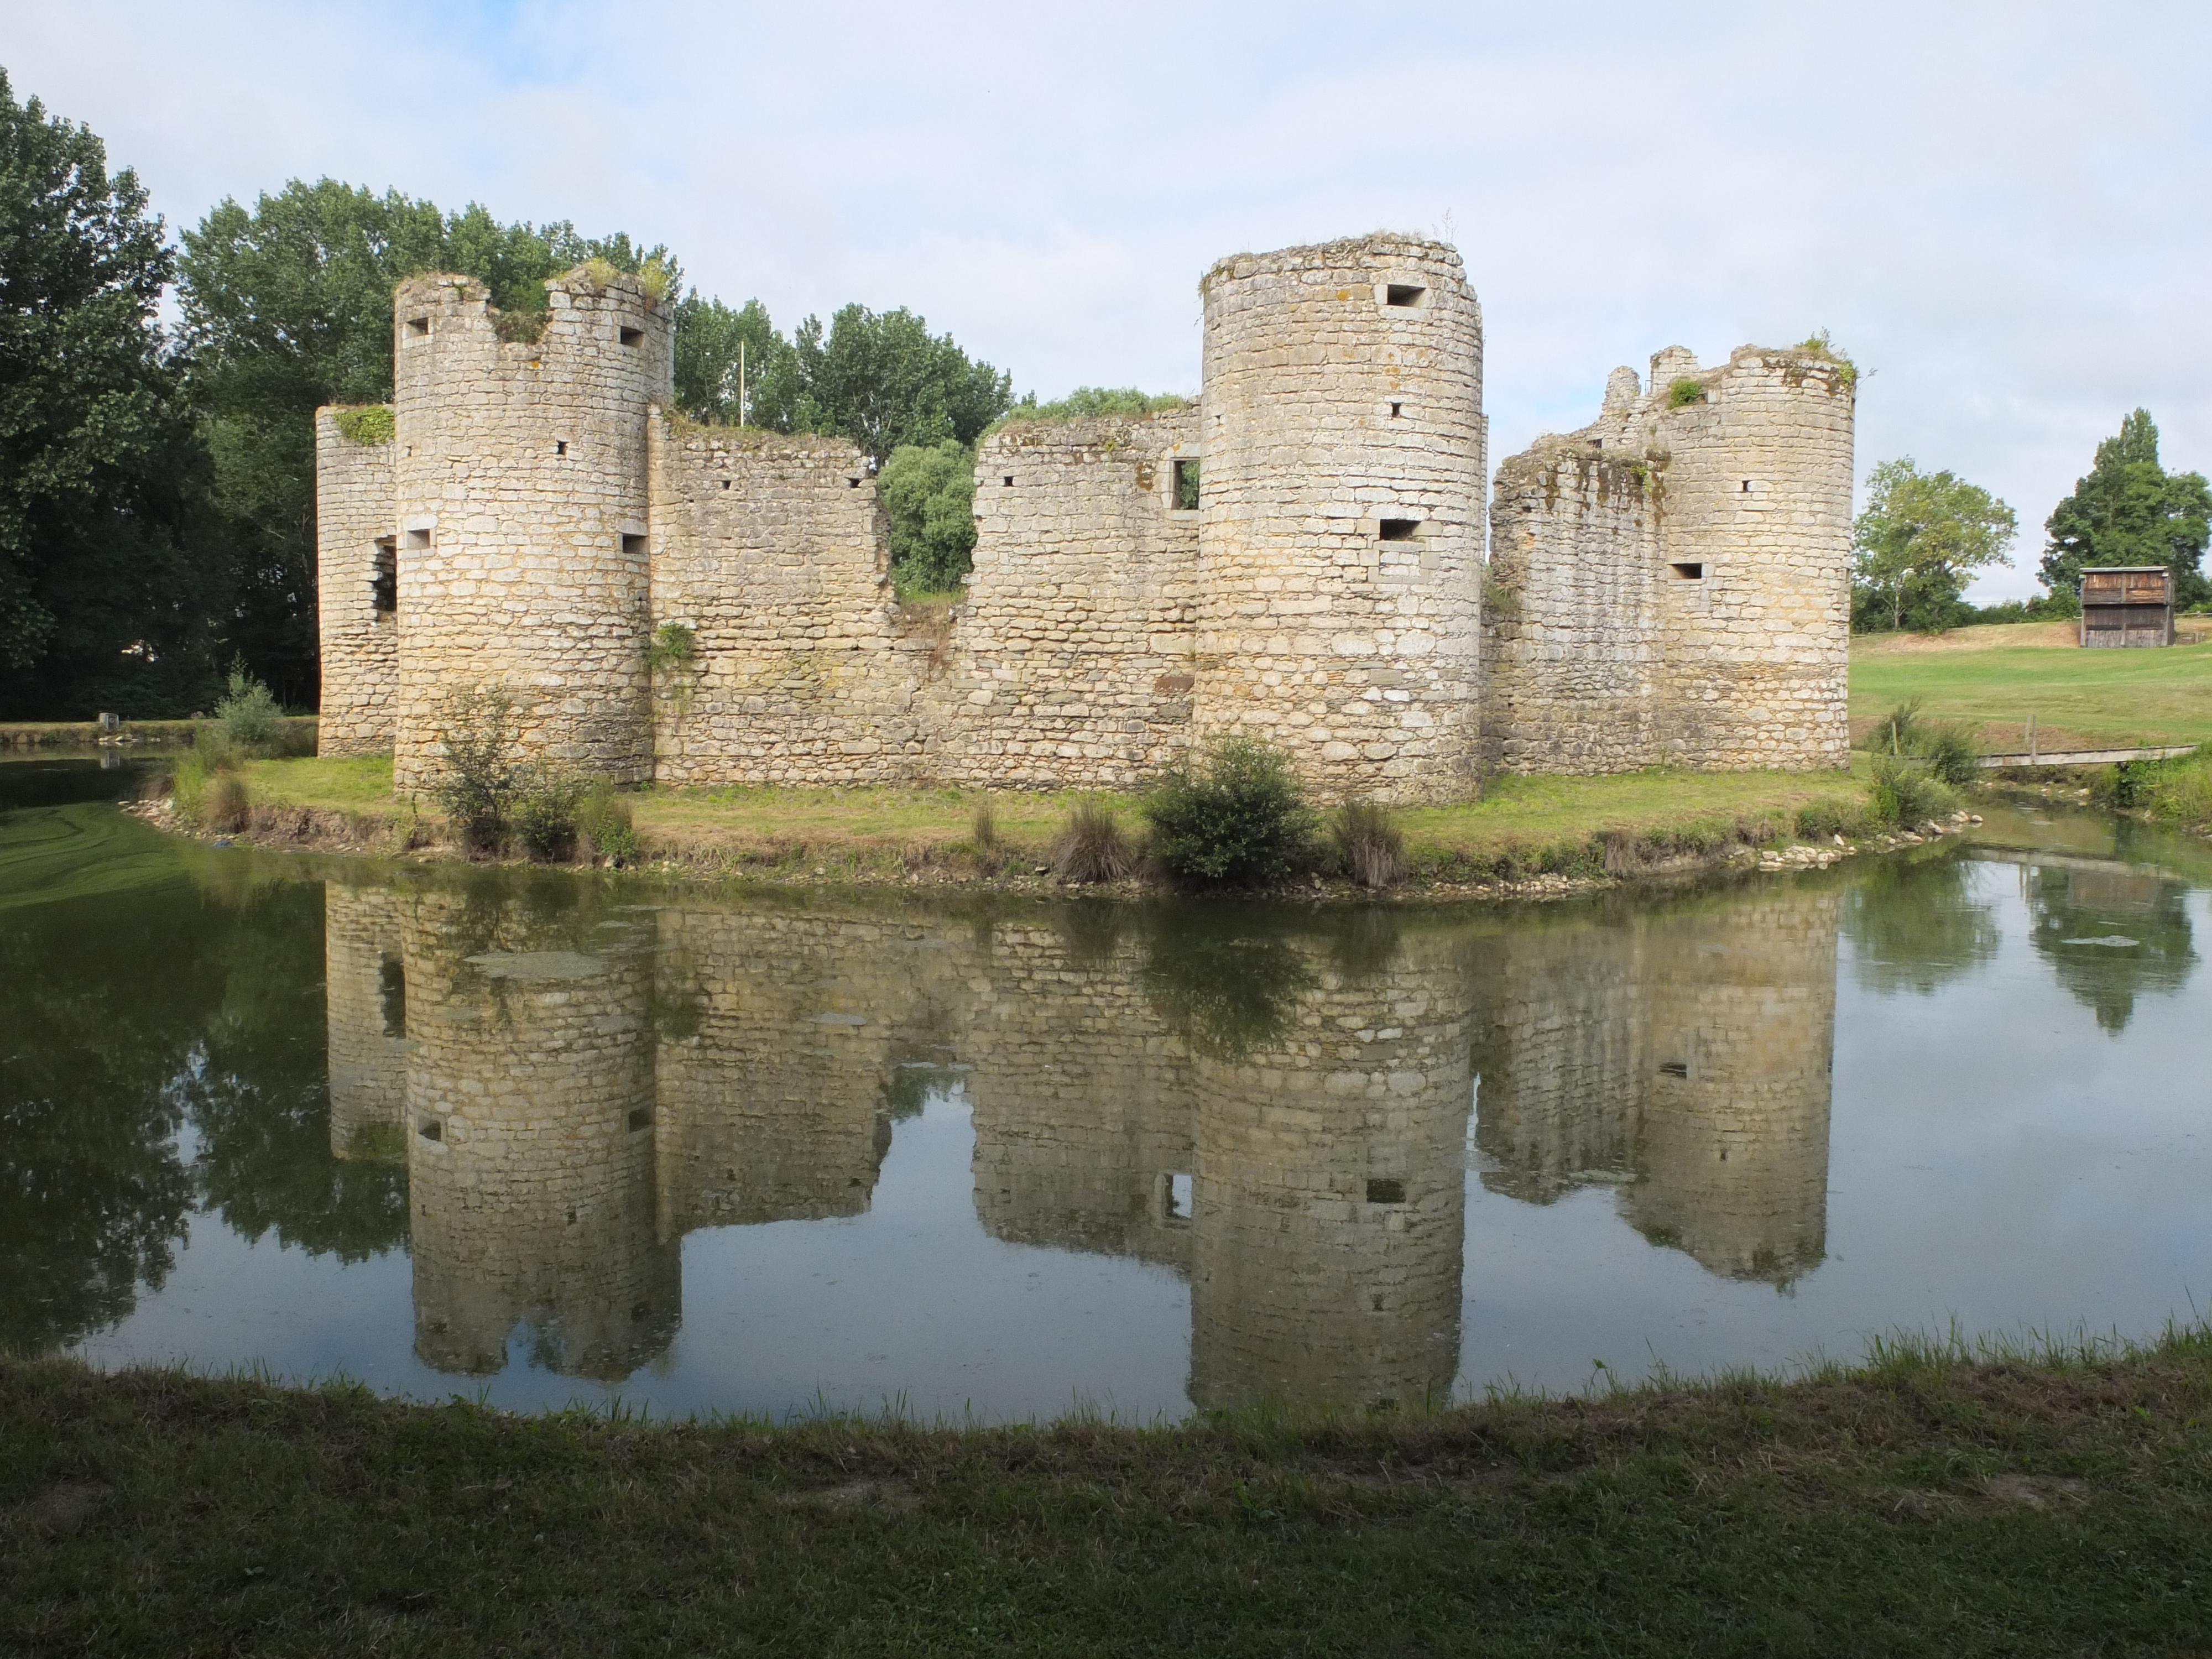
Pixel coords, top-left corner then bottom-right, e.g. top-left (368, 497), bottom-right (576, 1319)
top-left (2079, 566), bottom-right (2173, 648)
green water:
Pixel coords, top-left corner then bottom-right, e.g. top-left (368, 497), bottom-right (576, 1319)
top-left (4, 760), bottom-right (2208, 1420)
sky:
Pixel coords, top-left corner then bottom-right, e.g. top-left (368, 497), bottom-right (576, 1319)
top-left (12, 0), bottom-right (2211, 601)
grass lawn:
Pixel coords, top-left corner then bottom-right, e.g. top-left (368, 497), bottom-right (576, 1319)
top-left (1850, 628), bottom-right (2212, 751)
top-left (226, 757), bottom-right (1871, 881)
top-left (7, 1330), bottom-right (2211, 1656)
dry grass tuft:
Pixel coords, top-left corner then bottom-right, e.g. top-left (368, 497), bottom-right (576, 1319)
top-left (1049, 800), bottom-right (1138, 883)
top-left (1332, 799), bottom-right (1406, 889)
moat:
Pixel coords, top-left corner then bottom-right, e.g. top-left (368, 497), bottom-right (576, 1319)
top-left (6, 756), bottom-right (2208, 1421)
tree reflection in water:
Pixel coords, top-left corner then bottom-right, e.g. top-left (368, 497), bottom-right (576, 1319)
top-left (2026, 864), bottom-right (2195, 1035)
top-left (1841, 852), bottom-right (2001, 997)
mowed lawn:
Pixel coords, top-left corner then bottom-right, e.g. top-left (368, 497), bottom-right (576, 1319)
top-left (1850, 627), bottom-right (2212, 751)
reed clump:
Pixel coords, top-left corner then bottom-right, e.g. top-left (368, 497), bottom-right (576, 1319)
top-left (1049, 799), bottom-right (1137, 883)
top-left (1331, 799), bottom-right (1405, 890)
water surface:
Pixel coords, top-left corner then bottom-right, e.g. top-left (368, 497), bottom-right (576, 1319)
top-left (4, 760), bottom-right (2207, 1420)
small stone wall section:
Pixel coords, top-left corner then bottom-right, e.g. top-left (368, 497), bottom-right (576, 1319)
top-left (1483, 345), bottom-right (1853, 774)
top-left (935, 410), bottom-right (1201, 787)
top-left (314, 412), bottom-right (397, 755)
top-left (649, 424), bottom-right (927, 785)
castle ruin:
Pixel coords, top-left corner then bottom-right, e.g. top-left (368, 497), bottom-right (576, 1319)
top-left (315, 234), bottom-right (1854, 800)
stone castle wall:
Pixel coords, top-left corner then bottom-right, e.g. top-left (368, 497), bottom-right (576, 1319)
top-left (1483, 346), bottom-right (1854, 774)
top-left (389, 267), bottom-right (672, 792)
top-left (934, 410), bottom-right (1203, 789)
top-left (648, 425), bottom-right (928, 785)
top-left (313, 413), bottom-right (397, 755)
top-left (1197, 237), bottom-right (1486, 802)
top-left (319, 239), bottom-right (1852, 797)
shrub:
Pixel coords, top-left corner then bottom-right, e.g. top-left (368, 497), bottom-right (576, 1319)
top-left (577, 778), bottom-right (641, 865)
top-left (1868, 754), bottom-right (1955, 828)
top-left (646, 622), bottom-right (698, 679)
top-left (431, 687), bottom-right (522, 853)
top-left (1915, 722), bottom-right (1983, 787)
top-left (1868, 698), bottom-right (1922, 756)
top-left (972, 802), bottom-right (998, 849)
top-left (1050, 800), bottom-right (1137, 883)
top-left (1331, 799), bottom-right (1405, 890)
top-left (1668, 377), bottom-right (1706, 409)
top-left (509, 765), bottom-right (586, 861)
top-left (1142, 735), bottom-right (1317, 889)
top-left (2142, 749), bottom-right (2212, 827)
top-left (215, 659), bottom-right (283, 755)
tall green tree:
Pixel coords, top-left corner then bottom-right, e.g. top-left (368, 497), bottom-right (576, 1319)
top-left (877, 439), bottom-right (978, 593)
top-left (177, 182), bottom-right (672, 705)
top-left (2039, 409), bottom-right (2212, 606)
top-left (1850, 458), bottom-right (2017, 633)
top-left (778, 304), bottom-right (1011, 464)
top-left (0, 69), bottom-right (222, 719)
top-left (672, 293), bottom-right (792, 425)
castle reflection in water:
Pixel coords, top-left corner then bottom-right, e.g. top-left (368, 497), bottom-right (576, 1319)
top-left (325, 878), bottom-right (1839, 1408)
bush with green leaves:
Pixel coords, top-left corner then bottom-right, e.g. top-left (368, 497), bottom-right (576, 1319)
top-left (431, 687), bottom-right (521, 853)
top-left (508, 765), bottom-right (586, 862)
top-left (1868, 754), bottom-right (1955, 828)
top-left (1142, 736), bottom-right (1317, 889)
top-left (214, 659), bottom-right (283, 754)
top-left (577, 778), bottom-right (640, 865)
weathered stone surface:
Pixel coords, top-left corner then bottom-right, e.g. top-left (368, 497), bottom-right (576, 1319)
top-left (316, 242), bottom-right (1851, 795)
top-left (1482, 346), bottom-right (1854, 774)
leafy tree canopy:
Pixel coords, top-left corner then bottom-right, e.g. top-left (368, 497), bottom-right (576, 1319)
top-left (0, 68), bottom-right (221, 718)
top-left (996, 386), bottom-right (1190, 425)
top-left (771, 304), bottom-right (1011, 464)
top-left (672, 293), bottom-right (787, 426)
top-left (2039, 409), bottom-right (2212, 606)
top-left (1850, 457), bottom-right (2016, 634)
top-left (877, 439), bottom-right (977, 594)
top-left (176, 181), bottom-right (672, 705)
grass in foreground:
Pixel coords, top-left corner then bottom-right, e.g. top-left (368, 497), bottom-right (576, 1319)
top-left (1850, 633), bottom-right (2212, 750)
top-left (6, 1328), bottom-right (2211, 1655)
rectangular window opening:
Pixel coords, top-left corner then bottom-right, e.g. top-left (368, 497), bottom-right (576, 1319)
top-left (405, 316), bottom-right (429, 336)
top-left (719, 478), bottom-right (731, 491)
top-left (1003, 475), bottom-right (1015, 487)
top-left (847, 476), bottom-right (861, 489)
top-left (627, 1107), bottom-right (655, 1132)
top-left (416, 1118), bottom-right (443, 1144)
top-left (378, 953), bottom-right (406, 1035)
top-left (1658, 1060), bottom-right (1689, 1078)
top-left (621, 533), bottom-right (648, 556)
top-left (555, 440), bottom-right (567, 457)
top-left (1378, 518), bottom-right (1420, 541)
top-left (1162, 1171), bottom-right (1193, 1223)
top-left (1366, 1177), bottom-right (1407, 1204)
top-left (1740, 478), bottom-right (1751, 492)
top-left (1389, 402), bottom-right (1404, 419)
top-left (1384, 284), bottom-right (1426, 307)
top-left (372, 538), bottom-right (397, 615)
top-left (619, 326), bottom-right (644, 347)
top-left (1172, 457), bottom-right (1201, 510)
top-left (1668, 561), bottom-right (1704, 581)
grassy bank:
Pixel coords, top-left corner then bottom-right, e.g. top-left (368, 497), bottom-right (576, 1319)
top-left (0, 716), bottom-right (317, 751)
top-left (218, 755), bottom-right (1879, 890)
top-left (1849, 627), bottom-right (2212, 751)
top-left (7, 1329), bottom-right (2211, 1655)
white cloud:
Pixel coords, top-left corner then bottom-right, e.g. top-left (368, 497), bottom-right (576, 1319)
top-left (12, 0), bottom-right (2211, 598)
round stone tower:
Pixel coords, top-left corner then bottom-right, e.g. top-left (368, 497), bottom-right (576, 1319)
top-left (391, 264), bottom-right (673, 791)
top-left (1649, 345), bottom-right (1856, 769)
top-left (1194, 234), bottom-right (1485, 802)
